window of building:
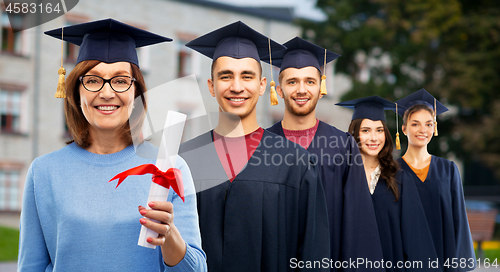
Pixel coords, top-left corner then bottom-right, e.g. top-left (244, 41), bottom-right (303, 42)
top-left (0, 89), bottom-right (22, 133)
top-left (177, 42), bottom-right (192, 78)
top-left (0, 163), bottom-right (22, 211)
top-left (64, 14), bottom-right (89, 63)
top-left (176, 33), bottom-right (198, 78)
top-left (1, 7), bottom-right (25, 55)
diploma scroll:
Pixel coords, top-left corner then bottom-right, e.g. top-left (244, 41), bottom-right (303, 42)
top-left (138, 111), bottom-right (187, 249)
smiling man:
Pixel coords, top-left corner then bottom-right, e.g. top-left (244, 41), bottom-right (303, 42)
top-left (179, 22), bottom-right (330, 271)
top-left (265, 37), bottom-right (385, 271)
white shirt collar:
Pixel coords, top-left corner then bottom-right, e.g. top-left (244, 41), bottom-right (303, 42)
top-left (369, 165), bottom-right (381, 195)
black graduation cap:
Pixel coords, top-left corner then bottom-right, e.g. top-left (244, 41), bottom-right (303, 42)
top-left (337, 95), bottom-right (403, 149)
top-left (393, 88), bottom-right (448, 117)
top-left (336, 96), bottom-right (395, 121)
top-left (44, 18), bottom-right (172, 68)
top-left (185, 21), bottom-right (285, 62)
top-left (261, 36), bottom-right (340, 73)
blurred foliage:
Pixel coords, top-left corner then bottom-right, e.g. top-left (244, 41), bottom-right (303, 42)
top-left (0, 226), bottom-right (19, 261)
top-left (301, 0), bottom-right (500, 183)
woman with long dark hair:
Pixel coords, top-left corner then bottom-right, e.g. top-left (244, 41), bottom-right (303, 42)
top-left (395, 89), bottom-right (475, 272)
top-left (338, 96), bottom-right (436, 271)
top-left (18, 19), bottom-right (206, 271)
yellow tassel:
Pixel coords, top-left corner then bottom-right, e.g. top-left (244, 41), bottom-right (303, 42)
top-left (270, 80), bottom-right (278, 106)
top-left (434, 121), bottom-right (438, 136)
top-left (55, 67), bottom-right (66, 98)
top-left (320, 75), bottom-right (327, 95)
top-left (395, 132), bottom-right (401, 150)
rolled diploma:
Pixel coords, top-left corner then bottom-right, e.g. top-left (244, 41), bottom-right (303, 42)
top-left (138, 111), bottom-right (187, 248)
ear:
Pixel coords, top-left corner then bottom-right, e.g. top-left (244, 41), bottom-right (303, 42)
top-left (207, 78), bottom-right (215, 97)
top-left (402, 125), bottom-right (407, 136)
top-left (319, 88), bottom-right (324, 100)
top-left (276, 84), bottom-right (284, 99)
top-left (259, 77), bottom-right (267, 96)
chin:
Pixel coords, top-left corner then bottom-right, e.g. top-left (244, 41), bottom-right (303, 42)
top-left (361, 149), bottom-right (379, 158)
top-left (289, 106), bottom-right (314, 116)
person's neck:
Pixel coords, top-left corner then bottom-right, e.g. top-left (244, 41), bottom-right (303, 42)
top-left (403, 145), bottom-right (431, 167)
top-left (362, 153), bottom-right (380, 171)
top-left (214, 111), bottom-right (260, 137)
top-left (86, 129), bottom-right (128, 154)
top-left (281, 109), bottom-right (317, 131)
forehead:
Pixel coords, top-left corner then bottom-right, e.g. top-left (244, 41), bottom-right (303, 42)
top-left (88, 61), bottom-right (132, 74)
top-left (409, 109), bottom-right (434, 121)
top-left (280, 66), bottom-right (320, 79)
top-left (213, 56), bottom-right (261, 73)
top-left (360, 119), bottom-right (384, 127)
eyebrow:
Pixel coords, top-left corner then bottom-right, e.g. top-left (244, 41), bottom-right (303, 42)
top-left (241, 70), bottom-right (256, 76)
top-left (217, 70), bottom-right (233, 77)
top-left (361, 126), bottom-right (384, 130)
top-left (286, 76), bottom-right (318, 82)
top-left (86, 70), bottom-right (131, 76)
top-left (410, 120), bottom-right (434, 123)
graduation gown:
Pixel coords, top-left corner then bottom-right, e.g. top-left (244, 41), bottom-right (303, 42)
top-left (372, 177), bottom-right (404, 272)
top-left (268, 121), bottom-right (384, 271)
top-left (397, 157), bottom-right (476, 272)
top-left (179, 130), bottom-right (330, 272)
top-left (372, 171), bottom-right (438, 272)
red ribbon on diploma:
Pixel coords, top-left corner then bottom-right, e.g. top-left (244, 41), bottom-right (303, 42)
top-left (109, 164), bottom-right (185, 202)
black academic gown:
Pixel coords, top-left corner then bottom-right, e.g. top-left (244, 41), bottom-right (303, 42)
top-left (372, 177), bottom-right (405, 272)
top-left (268, 121), bottom-right (384, 271)
top-left (179, 130), bottom-right (330, 272)
top-left (397, 157), bottom-right (476, 272)
top-left (372, 171), bottom-right (438, 272)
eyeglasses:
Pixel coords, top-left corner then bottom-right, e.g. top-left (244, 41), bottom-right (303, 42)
top-left (79, 75), bottom-right (136, 93)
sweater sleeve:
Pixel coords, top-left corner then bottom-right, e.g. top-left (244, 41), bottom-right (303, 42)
top-left (164, 156), bottom-right (207, 272)
top-left (18, 161), bottom-right (52, 271)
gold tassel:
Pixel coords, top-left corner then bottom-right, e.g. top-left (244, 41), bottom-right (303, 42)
top-left (320, 75), bottom-right (327, 95)
top-left (433, 98), bottom-right (438, 136)
top-left (396, 132), bottom-right (401, 150)
top-left (320, 48), bottom-right (327, 95)
top-left (395, 102), bottom-right (400, 149)
top-left (268, 38), bottom-right (278, 106)
top-left (270, 80), bottom-right (278, 106)
top-left (55, 26), bottom-right (66, 98)
top-left (55, 67), bottom-right (66, 98)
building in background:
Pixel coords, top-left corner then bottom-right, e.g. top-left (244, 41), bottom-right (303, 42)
top-left (0, 0), bottom-right (354, 223)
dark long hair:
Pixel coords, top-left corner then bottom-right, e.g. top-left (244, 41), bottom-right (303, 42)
top-left (349, 118), bottom-right (400, 201)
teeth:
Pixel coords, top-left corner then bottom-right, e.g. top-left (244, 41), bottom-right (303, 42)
top-left (97, 106), bottom-right (118, 111)
top-left (295, 99), bottom-right (308, 102)
top-left (229, 98), bottom-right (245, 102)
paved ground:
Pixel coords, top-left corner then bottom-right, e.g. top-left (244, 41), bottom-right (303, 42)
top-left (0, 262), bottom-right (17, 272)
top-left (0, 213), bottom-right (20, 229)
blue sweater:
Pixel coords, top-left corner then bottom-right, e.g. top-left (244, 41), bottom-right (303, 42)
top-left (18, 142), bottom-right (207, 271)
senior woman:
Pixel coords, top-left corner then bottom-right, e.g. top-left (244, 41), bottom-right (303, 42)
top-left (18, 19), bottom-right (206, 271)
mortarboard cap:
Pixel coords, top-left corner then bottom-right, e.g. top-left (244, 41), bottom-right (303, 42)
top-left (336, 96), bottom-right (395, 121)
top-left (394, 88), bottom-right (448, 137)
top-left (185, 21), bottom-right (285, 62)
top-left (262, 36), bottom-right (340, 73)
top-left (45, 18), bottom-right (172, 68)
top-left (262, 37), bottom-right (340, 96)
top-left (393, 88), bottom-right (448, 117)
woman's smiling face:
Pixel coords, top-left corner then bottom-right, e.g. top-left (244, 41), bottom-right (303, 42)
top-left (79, 62), bottom-right (135, 134)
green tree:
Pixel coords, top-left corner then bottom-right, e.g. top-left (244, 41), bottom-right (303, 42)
top-left (301, 0), bottom-right (500, 183)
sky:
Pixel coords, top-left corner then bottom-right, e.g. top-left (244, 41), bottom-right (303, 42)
top-left (208, 0), bottom-right (327, 21)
